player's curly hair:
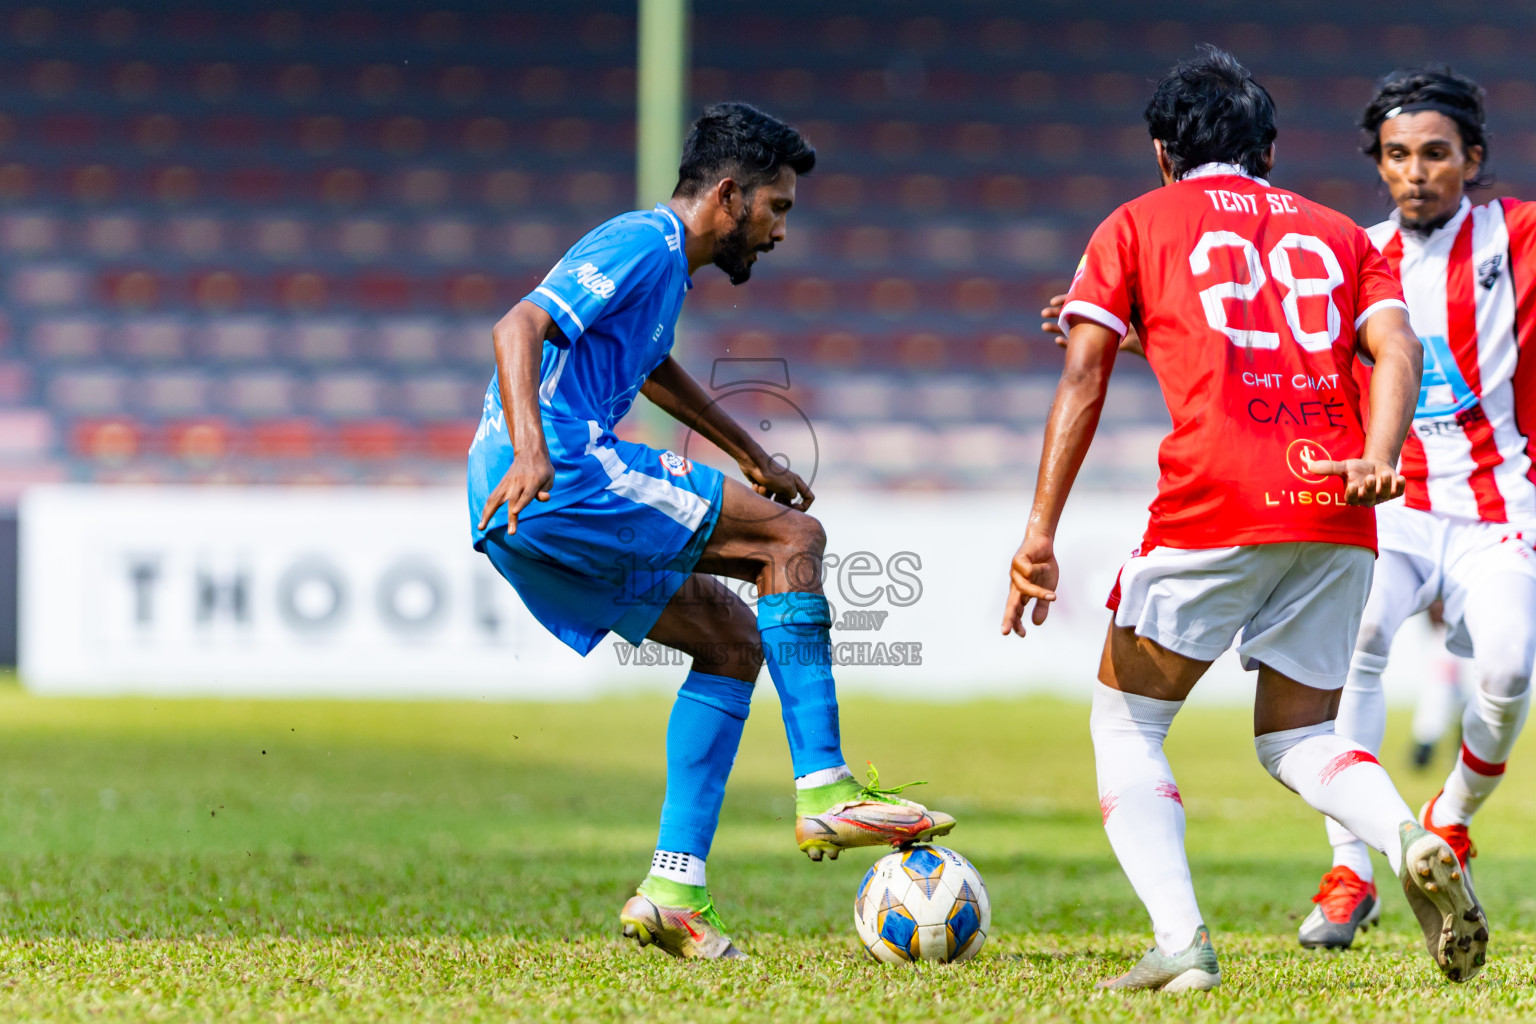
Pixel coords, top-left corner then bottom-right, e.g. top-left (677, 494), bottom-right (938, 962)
top-left (1144, 45), bottom-right (1276, 180)
top-left (674, 102), bottom-right (816, 199)
top-left (1360, 65), bottom-right (1490, 188)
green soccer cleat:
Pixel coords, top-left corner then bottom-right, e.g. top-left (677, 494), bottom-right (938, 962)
top-left (1098, 925), bottom-right (1221, 992)
top-left (794, 764), bottom-right (956, 861)
top-left (1398, 821), bottom-right (1488, 983)
top-left (619, 876), bottom-right (746, 960)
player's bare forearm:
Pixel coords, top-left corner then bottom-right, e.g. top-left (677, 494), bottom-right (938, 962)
top-left (642, 358), bottom-right (765, 467)
top-left (643, 357), bottom-right (815, 509)
top-left (1357, 306), bottom-right (1423, 468)
top-left (1044, 292), bottom-right (1145, 356)
top-left (1001, 320), bottom-right (1118, 638)
top-left (1028, 321), bottom-right (1121, 540)
top-left (1303, 306), bottom-right (1423, 506)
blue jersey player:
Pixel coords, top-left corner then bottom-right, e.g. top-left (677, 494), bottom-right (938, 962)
top-left (468, 103), bottom-right (955, 959)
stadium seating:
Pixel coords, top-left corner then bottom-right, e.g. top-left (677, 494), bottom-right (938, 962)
top-left (0, 0), bottom-right (1528, 489)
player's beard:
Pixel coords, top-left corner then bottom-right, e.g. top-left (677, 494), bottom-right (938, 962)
top-left (714, 208), bottom-right (771, 286)
top-left (1397, 191), bottom-right (1460, 236)
top-left (1400, 209), bottom-right (1458, 236)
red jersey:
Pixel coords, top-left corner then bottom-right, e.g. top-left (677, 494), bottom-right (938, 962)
top-left (1061, 163), bottom-right (1407, 551)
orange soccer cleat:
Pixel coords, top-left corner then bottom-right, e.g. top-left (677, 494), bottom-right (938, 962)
top-left (1297, 865), bottom-right (1380, 949)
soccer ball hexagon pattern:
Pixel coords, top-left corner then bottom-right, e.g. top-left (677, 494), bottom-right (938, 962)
top-left (853, 845), bottom-right (990, 963)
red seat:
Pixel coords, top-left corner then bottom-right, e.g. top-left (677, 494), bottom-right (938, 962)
top-left (812, 331), bottom-right (862, 368)
top-left (355, 272), bottom-right (412, 310)
top-left (102, 269), bottom-right (159, 309)
top-left (421, 421), bottom-right (476, 460)
top-left (225, 165), bottom-right (287, 203)
top-left (72, 164), bottom-right (117, 203)
top-left (71, 417), bottom-right (144, 462)
top-left (165, 418), bottom-right (237, 462)
top-left (896, 332), bottom-right (948, 370)
top-left (981, 332), bottom-right (1032, 371)
top-left (338, 419), bottom-right (409, 460)
top-left (251, 418), bottom-right (327, 459)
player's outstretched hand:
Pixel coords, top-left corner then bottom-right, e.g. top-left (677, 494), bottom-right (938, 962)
top-left (1001, 533), bottom-right (1058, 638)
top-left (477, 454), bottom-right (554, 534)
top-left (1041, 293), bottom-right (1069, 345)
top-left (1305, 456), bottom-right (1405, 506)
top-left (744, 455), bottom-right (814, 511)
top-left (1044, 291), bottom-right (1146, 355)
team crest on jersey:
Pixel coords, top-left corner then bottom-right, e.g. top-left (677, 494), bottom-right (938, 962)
top-left (1284, 438), bottom-right (1332, 484)
top-left (658, 451), bottom-right (692, 476)
top-left (1478, 255), bottom-right (1503, 290)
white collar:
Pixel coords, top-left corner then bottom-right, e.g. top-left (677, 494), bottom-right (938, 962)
top-left (1180, 162), bottom-right (1270, 187)
top-left (653, 203), bottom-right (692, 276)
top-left (1390, 196), bottom-right (1472, 243)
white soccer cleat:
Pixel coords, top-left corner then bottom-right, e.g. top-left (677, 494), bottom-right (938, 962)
top-left (1098, 924), bottom-right (1221, 992)
top-left (1398, 822), bottom-right (1488, 982)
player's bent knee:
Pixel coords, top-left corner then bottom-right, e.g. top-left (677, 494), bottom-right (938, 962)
top-left (758, 512), bottom-right (826, 590)
top-left (782, 511), bottom-right (826, 557)
top-left (1477, 656), bottom-right (1532, 699)
top-left (1353, 620), bottom-right (1395, 658)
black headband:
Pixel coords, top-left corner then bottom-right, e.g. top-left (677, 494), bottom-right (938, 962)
top-left (1381, 101), bottom-right (1477, 127)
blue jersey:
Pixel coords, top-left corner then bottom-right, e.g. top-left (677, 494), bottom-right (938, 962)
top-left (468, 204), bottom-right (694, 545)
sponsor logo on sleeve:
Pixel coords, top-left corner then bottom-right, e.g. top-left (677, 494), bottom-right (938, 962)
top-left (571, 262), bottom-right (616, 299)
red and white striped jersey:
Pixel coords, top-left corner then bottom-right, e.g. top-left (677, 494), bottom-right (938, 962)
top-left (1368, 197), bottom-right (1536, 523)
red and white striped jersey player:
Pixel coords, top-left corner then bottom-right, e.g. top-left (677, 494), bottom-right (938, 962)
top-left (1299, 66), bottom-right (1536, 953)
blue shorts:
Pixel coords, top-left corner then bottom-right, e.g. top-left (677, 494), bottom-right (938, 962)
top-left (475, 442), bottom-right (725, 655)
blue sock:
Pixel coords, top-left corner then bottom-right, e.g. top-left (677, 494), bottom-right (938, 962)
top-left (757, 592), bottom-right (846, 778)
top-left (655, 670), bottom-right (754, 859)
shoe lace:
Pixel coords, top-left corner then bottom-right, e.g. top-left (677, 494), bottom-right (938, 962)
top-left (1312, 867), bottom-right (1372, 918)
top-left (1432, 821), bottom-right (1478, 864)
top-left (690, 896), bottom-right (729, 935)
top-left (857, 761), bottom-right (927, 803)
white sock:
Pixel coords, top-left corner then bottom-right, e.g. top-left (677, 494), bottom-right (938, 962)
top-left (1326, 826), bottom-right (1374, 880)
top-left (1337, 651), bottom-right (1389, 752)
top-left (795, 765), bottom-right (853, 789)
top-left (1438, 569), bottom-right (1536, 825)
top-left (1089, 683), bottom-right (1203, 955)
top-left (1326, 650), bottom-right (1389, 882)
top-left (1255, 722), bottom-right (1414, 874)
top-left (649, 849), bottom-right (706, 887)
top-left (1434, 687), bottom-right (1530, 826)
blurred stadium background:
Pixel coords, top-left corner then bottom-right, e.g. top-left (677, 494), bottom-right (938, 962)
top-left (0, 0), bottom-right (1518, 685)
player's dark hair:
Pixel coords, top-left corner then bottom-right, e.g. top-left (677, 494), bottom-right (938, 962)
top-left (1144, 45), bottom-right (1276, 180)
top-left (1361, 65), bottom-right (1490, 188)
top-left (674, 101), bottom-right (816, 199)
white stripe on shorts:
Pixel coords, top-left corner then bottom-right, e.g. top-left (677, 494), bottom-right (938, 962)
top-left (585, 422), bottom-right (711, 531)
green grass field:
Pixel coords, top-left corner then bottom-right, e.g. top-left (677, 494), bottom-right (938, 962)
top-left (0, 682), bottom-right (1531, 1022)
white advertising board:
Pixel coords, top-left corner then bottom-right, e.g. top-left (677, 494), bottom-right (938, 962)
top-left (19, 486), bottom-right (1439, 702)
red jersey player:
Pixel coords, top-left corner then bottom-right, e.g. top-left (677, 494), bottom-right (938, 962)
top-left (1295, 66), bottom-right (1536, 952)
top-left (1002, 48), bottom-right (1485, 990)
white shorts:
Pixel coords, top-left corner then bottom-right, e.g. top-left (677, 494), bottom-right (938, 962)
top-left (1110, 542), bottom-right (1375, 689)
top-left (1373, 503), bottom-right (1536, 657)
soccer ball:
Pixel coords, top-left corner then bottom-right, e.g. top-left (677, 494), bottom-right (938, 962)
top-left (853, 845), bottom-right (990, 963)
